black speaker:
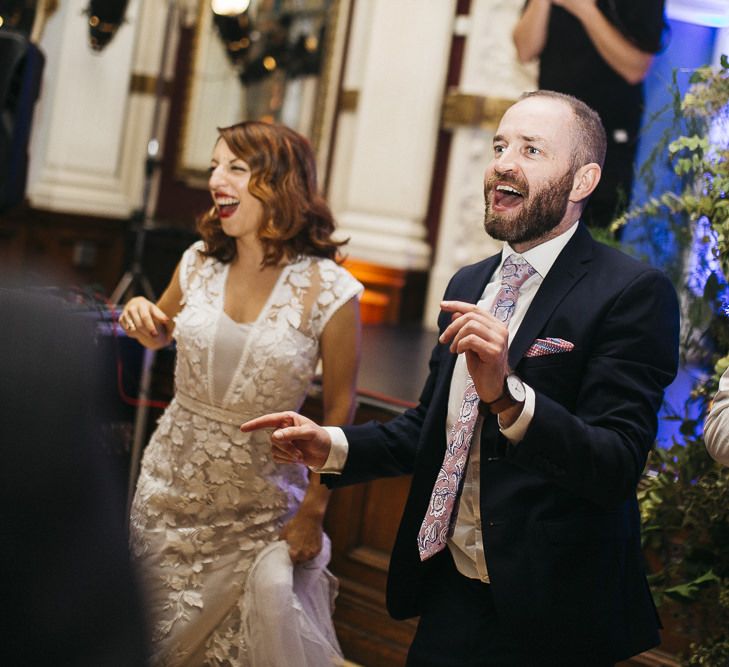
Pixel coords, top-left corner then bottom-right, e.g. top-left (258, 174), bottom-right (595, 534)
top-left (0, 29), bottom-right (44, 213)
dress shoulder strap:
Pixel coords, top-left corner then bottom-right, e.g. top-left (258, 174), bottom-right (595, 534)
top-left (178, 240), bottom-right (223, 305)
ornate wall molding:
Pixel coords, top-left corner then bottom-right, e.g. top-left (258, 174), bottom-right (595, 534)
top-left (423, 0), bottom-right (537, 328)
top-left (26, 0), bottom-right (173, 218)
top-left (328, 0), bottom-right (456, 272)
top-left (441, 91), bottom-right (515, 129)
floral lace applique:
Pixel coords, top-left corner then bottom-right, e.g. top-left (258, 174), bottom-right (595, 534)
top-left (129, 244), bottom-right (362, 665)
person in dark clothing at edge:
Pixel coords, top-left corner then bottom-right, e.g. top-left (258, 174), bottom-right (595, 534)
top-left (0, 278), bottom-right (149, 665)
top-left (513, 0), bottom-right (667, 229)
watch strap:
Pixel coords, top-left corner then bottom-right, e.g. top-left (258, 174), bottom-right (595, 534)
top-left (477, 374), bottom-right (524, 415)
top-left (481, 394), bottom-right (519, 415)
top-left (487, 394), bottom-right (519, 415)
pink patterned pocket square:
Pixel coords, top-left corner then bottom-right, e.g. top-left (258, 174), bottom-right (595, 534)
top-left (524, 337), bottom-right (575, 357)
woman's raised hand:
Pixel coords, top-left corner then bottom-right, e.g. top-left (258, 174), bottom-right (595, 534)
top-left (119, 296), bottom-right (171, 346)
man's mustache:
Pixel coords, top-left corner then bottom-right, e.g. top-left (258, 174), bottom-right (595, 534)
top-left (483, 173), bottom-right (529, 199)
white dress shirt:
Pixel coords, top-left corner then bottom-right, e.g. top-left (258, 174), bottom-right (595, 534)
top-left (318, 222), bottom-right (580, 581)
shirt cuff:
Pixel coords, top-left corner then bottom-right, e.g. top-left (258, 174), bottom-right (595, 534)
top-left (309, 426), bottom-right (349, 474)
top-left (498, 383), bottom-right (535, 443)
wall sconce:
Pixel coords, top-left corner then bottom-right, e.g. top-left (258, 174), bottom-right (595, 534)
top-left (211, 1), bottom-right (326, 86)
top-left (0, 0), bottom-right (38, 35)
top-left (84, 0), bottom-right (129, 51)
top-left (211, 0), bottom-right (251, 16)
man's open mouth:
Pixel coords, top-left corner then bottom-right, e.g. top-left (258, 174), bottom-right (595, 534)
top-left (493, 183), bottom-right (525, 210)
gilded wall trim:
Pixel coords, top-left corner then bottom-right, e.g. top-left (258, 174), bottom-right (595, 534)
top-left (129, 73), bottom-right (173, 97)
top-left (441, 90), bottom-right (515, 129)
top-left (338, 89), bottom-right (359, 112)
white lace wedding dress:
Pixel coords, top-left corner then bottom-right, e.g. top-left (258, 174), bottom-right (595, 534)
top-left (129, 241), bottom-right (362, 666)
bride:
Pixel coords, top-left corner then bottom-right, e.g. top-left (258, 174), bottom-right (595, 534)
top-left (120, 121), bottom-right (362, 665)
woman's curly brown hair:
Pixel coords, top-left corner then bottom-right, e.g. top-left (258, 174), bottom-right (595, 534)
top-left (197, 120), bottom-right (345, 266)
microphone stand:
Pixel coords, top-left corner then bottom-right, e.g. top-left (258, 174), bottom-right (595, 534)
top-left (109, 0), bottom-right (181, 521)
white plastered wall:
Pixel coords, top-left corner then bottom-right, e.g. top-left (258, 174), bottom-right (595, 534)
top-left (26, 0), bottom-right (175, 218)
top-left (422, 0), bottom-right (537, 329)
top-left (327, 0), bottom-right (456, 272)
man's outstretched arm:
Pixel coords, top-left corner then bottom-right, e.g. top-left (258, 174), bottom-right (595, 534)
top-left (241, 412), bottom-right (333, 468)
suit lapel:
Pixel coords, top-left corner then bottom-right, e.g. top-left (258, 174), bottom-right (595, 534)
top-left (508, 223), bottom-right (594, 367)
top-left (459, 254), bottom-right (501, 306)
top-left (432, 224), bottom-right (594, 392)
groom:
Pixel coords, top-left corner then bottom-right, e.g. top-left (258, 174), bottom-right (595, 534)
top-left (242, 90), bottom-right (679, 666)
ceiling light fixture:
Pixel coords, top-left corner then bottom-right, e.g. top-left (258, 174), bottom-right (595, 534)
top-left (211, 0), bottom-right (250, 16)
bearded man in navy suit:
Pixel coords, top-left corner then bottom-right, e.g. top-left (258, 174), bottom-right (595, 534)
top-left (242, 90), bottom-right (679, 666)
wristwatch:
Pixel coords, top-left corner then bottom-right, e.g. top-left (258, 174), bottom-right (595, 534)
top-left (478, 373), bottom-right (526, 415)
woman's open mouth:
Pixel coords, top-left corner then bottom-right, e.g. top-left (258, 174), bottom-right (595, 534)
top-left (216, 196), bottom-right (240, 218)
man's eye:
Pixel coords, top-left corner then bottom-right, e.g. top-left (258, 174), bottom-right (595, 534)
top-left (494, 145), bottom-right (505, 154)
top-left (527, 146), bottom-right (541, 155)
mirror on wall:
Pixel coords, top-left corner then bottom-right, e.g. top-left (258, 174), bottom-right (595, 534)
top-left (177, 0), bottom-right (350, 189)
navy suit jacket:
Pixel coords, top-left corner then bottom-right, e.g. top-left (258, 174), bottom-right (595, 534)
top-left (327, 224), bottom-right (679, 662)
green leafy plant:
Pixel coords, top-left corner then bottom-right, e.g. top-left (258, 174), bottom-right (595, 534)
top-left (614, 57), bottom-right (729, 280)
top-left (615, 56), bottom-right (729, 666)
top-left (639, 397), bottom-right (729, 665)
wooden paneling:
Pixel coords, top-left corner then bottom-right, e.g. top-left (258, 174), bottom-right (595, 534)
top-left (302, 394), bottom-right (417, 666)
top-left (0, 220), bottom-right (25, 273)
top-left (0, 206), bottom-right (126, 293)
top-left (327, 480), bottom-right (417, 666)
top-left (618, 649), bottom-right (681, 667)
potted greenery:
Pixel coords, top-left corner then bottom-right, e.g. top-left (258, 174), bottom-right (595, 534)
top-left (612, 56), bottom-right (729, 666)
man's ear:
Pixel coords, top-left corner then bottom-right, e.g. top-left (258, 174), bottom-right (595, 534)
top-left (570, 163), bottom-right (601, 204)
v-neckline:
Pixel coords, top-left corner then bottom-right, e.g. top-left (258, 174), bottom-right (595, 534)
top-left (220, 261), bottom-right (291, 326)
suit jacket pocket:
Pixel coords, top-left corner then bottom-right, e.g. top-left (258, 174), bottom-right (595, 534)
top-left (518, 349), bottom-right (576, 369)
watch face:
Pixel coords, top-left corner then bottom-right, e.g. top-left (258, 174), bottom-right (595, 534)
top-left (506, 374), bottom-right (526, 402)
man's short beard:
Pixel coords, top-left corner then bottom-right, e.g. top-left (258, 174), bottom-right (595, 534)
top-left (484, 168), bottom-right (575, 245)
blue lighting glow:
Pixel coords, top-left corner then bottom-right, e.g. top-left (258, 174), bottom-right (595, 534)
top-left (628, 16), bottom-right (724, 448)
top-left (687, 15), bottom-right (729, 29)
top-left (667, 0), bottom-right (729, 28)
top-left (686, 217), bottom-right (728, 301)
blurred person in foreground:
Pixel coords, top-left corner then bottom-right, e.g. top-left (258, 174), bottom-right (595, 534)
top-left (243, 91), bottom-right (680, 666)
top-left (0, 275), bottom-right (148, 665)
top-left (121, 121), bottom-right (362, 665)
